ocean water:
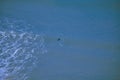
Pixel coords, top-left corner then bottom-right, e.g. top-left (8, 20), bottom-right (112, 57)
top-left (0, 0), bottom-right (120, 80)
top-left (0, 18), bottom-right (47, 80)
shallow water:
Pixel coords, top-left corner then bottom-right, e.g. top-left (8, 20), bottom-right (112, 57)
top-left (0, 0), bottom-right (120, 80)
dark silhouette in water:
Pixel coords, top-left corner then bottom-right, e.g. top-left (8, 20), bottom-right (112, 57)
top-left (57, 38), bottom-right (61, 41)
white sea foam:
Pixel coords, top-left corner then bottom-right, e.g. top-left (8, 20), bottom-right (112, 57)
top-left (0, 18), bottom-right (47, 80)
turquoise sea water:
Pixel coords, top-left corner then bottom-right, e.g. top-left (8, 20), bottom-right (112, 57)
top-left (0, 0), bottom-right (120, 80)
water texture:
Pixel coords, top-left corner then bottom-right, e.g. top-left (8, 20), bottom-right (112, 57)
top-left (0, 18), bottom-right (46, 80)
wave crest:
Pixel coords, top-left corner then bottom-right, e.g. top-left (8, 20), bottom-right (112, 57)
top-left (0, 18), bottom-right (46, 80)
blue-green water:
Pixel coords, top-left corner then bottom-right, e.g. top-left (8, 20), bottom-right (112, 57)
top-left (0, 0), bottom-right (120, 80)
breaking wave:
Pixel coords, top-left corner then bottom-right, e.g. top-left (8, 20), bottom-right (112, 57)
top-left (0, 18), bottom-right (47, 80)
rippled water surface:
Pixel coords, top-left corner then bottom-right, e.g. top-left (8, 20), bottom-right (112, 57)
top-left (0, 18), bottom-right (46, 80)
top-left (0, 0), bottom-right (120, 80)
